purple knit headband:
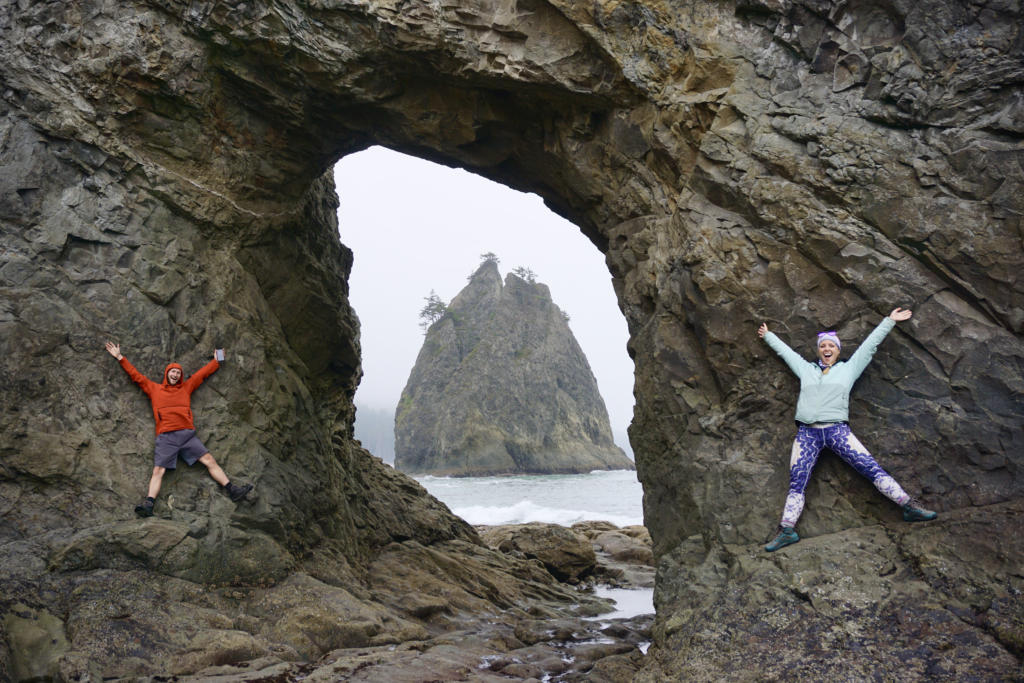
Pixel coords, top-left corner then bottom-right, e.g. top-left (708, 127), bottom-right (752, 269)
top-left (817, 330), bottom-right (841, 350)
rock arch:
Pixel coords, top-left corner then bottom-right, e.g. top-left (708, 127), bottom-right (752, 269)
top-left (1, 0), bottom-right (1021, 678)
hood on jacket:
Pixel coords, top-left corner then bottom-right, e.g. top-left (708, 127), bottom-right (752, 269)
top-left (163, 362), bottom-right (184, 386)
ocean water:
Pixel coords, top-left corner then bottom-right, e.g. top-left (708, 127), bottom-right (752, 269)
top-left (414, 469), bottom-right (644, 528)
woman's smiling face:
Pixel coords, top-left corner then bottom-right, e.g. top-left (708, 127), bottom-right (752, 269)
top-left (818, 339), bottom-right (840, 366)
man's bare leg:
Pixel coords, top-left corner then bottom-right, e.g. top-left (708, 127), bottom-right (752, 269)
top-left (147, 466), bottom-right (166, 498)
top-left (197, 453), bottom-right (228, 486)
top-left (199, 452), bottom-right (251, 501)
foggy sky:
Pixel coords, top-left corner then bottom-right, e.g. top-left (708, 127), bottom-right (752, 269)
top-left (334, 147), bottom-right (635, 448)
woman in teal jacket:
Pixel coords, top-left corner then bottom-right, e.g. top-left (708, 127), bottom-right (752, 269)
top-left (759, 308), bottom-right (936, 552)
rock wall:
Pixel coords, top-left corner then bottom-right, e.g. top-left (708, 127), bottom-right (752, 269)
top-left (1, 0), bottom-right (1021, 678)
top-left (395, 260), bottom-right (633, 475)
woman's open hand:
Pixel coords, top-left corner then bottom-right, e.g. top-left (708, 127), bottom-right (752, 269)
top-left (758, 322), bottom-right (768, 338)
top-left (889, 308), bottom-right (912, 322)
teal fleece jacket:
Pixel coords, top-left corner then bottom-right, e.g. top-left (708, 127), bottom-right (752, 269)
top-left (764, 317), bottom-right (896, 424)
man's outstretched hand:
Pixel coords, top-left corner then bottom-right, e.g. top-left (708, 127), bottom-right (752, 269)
top-left (105, 341), bottom-right (123, 360)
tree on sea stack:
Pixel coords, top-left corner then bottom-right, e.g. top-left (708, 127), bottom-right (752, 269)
top-left (512, 266), bottom-right (537, 283)
top-left (418, 290), bottom-right (448, 333)
top-left (395, 259), bottom-right (633, 476)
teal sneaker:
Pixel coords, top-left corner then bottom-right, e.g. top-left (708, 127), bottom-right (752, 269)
top-left (765, 526), bottom-right (799, 552)
top-left (902, 499), bottom-right (937, 522)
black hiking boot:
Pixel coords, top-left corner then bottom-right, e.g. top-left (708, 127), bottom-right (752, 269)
top-left (225, 481), bottom-right (253, 502)
top-left (134, 497), bottom-right (155, 518)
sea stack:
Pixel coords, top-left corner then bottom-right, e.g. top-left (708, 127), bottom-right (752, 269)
top-left (395, 260), bottom-right (633, 476)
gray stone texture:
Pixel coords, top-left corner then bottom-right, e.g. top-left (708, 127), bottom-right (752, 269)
top-left (0, 0), bottom-right (1021, 678)
top-left (479, 522), bottom-right (598, 583)
top-left (396, 260), bottom-right (633, 475)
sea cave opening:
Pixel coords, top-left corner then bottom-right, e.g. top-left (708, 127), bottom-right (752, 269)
top-left (334, 146), bottom-right (642, 526)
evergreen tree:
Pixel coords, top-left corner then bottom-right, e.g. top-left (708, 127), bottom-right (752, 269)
top-left (419, 290), bottom-right (448, 332)
top-left (512, 266), bottom-right (537, 283)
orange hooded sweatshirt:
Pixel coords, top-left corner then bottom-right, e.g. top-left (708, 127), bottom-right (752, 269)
top-left (118, 356), bottom-right (220, 434)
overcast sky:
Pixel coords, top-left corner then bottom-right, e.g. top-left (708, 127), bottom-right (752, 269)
top-left (334, 146), bottom-right (635, 448)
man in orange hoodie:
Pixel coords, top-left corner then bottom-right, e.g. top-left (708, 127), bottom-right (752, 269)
top-left (105, 341), bottom-right (252, 517)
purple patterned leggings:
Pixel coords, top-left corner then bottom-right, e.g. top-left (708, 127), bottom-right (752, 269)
top-left (780, 422), bottom-right (909, 528)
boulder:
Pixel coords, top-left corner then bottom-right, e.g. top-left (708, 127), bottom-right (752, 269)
top-left (2, 605), bottom-right (69, 682)
top-left (593, 529), bottom-right (654, 565)
top-left (247, 573), bottom-right (428, 659)
top-left (480, 523), bottom-right (597, 583)
top-left (574, 522), bottom-right (656, 588)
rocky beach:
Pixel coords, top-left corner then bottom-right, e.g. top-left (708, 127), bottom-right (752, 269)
top-left (6, 512), bottom-right (656, 681)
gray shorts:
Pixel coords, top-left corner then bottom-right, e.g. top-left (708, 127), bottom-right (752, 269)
top-left (154, 429), bottom-right (208, 469)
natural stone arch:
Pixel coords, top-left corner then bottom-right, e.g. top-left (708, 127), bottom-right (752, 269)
top-left (1, 0), bottom-right (1022, 678)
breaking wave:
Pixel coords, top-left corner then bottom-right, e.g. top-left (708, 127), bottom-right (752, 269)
top-left (453, 499), bottom-right (641, 528)
top-left (414, 469), bottom-right (643, 528)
